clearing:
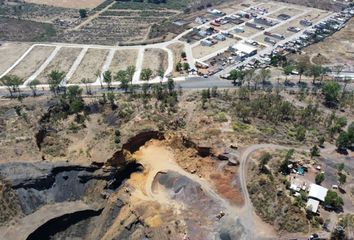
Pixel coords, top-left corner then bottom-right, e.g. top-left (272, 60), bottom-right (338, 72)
top-left (142, 48), bottom-right (168, 74)
top-left (37, 47), bottom-right (82, 83)
top-left (7, 46), bottom-right (55, 81)
top-left (108, 49), bottom-right (138, 73)
top-left (24, 0), bottom-right (105, 9)
top-left (167, 43), bottom-right (185, 76)
top-left (70, 48), bottom-right (109, 83)
top-left (0, 42), bottom-right (31, 76)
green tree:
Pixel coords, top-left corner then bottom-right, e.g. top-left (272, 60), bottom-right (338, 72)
top-left (107, 92), bottom-right (116, 108)
top-left (81, 78), bottom-right (91, 95)
top-left (347, 122), bottom-right (354, 144)
top-left (48, 70), bottom-right (65, 95)
top-left (103, 70), bottom-right (113, 89)
top-left (324, 190), bottom-right (344, 210)
top-left (183, 62), bottom-right (189, 71)
top-left (0, 75), bottom-right (23, 97)
top-left (279, 149), bottom-right (294, 175)
top-left (157, 69), bottom-right (165, 78)
top-left (260, 68), bottom-right (271, 87)
top-left (297, 61), bottom-right (308, 83)
top-left (79, 9), bottom-right (87, 18)
top-left (315, 172), bottom-right (325, 185)
top-left (283, 64), bottom-right (294, 81)
top-left (295, 126), bottom-right (306, 141)
top-left (181, 51), bottom-right (186, 58)
top-left (115, 70), bottom-right (129, 92)
top-left (142, 83), bottom-right (150, 98)
top-left (322, 82), bottom-right (341, 108)
top-left (66, 85), bottom-right (84, 114)
top-left (310, 145), bottom-right (320, 158)
top-left (331, 225), bottom-right (345, 240)
top-left (141, 68), bottom-right (153, 81)
top-left (167, 78), bottom-right (175, 95)
top-left (307, 64), bottom-right (323, 84)
top-left (126, 65), bottom-right (136, 84)
top-left (175, 62), bottom-right (182, 72)
top-left (259, 152), bottom-right (272, 174)
top-left (318, 136), bottom-right (325, 147)
top-left (28, 79), bottom-right (40, 97)
top-left (338, 172), bottom-right (346, 185)
top-left (336, 132), bottom-right (350, 151)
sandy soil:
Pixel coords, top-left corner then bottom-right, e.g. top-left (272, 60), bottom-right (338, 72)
top-left (142, 48), bottom-right (168, 74)
top-left (167, 43), bottom-right (184, 76)
top-left (258, 2), bottom-right (283, 13)
top-left (0, 42), bottom-right (31, 76)
top-left (8, 46), bottom-right (55, 81)
top-left (235, 25), bottom-right (263, 38)
top-left (108, 49), bottom-right (138, 73)
top-left (24, 0), bottom-right (104, 9)
top-left (70, 48), bottom-right (109, 83)
top-left (37, 47), bottom-right (82, 83)
top-left (192, 37), bottom-right (240, 60)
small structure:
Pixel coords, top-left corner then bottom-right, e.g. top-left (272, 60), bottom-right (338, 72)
top-left (234, 27), bottom-right (244, 33)
top-left (214, 34), bottom-right (226, 41)
top-left (195, 17), bottom-right (207, 25)
top-left (306, 198), bottom-right (320, 213)
top-left (201, 39), bottom-right (213, 46)
top-left (278, 14), bottom-right (291, 20)
top-left (308, 184), bottom-right (328, 202)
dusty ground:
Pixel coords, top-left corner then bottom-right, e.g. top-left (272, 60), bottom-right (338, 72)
top-left (108, 49), bottom-right (138, 73)
top-left (8, 46), bottom-right (55, 81)
top-left (0, 43), bottom-right (31, 76)
top-left (24, 0), bottom-right (104, 9)
top-left (289, 18), bottom-right (354, 67)
top-left (142, 48), bottom-right (168, 74)
top-left (167, 43), bottom-right (185, 77)
top-left (192, 37), bottom-right (241, 60)
top-left (37, 47), bottom-right (82, 83)
top-left (268, 7), bottom-right (304, 19)
top-left (70, 48), bottom-right (109, 83)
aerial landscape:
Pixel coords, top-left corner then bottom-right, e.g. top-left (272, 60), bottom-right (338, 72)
top-left (0, 0), bottom-right (354, 239)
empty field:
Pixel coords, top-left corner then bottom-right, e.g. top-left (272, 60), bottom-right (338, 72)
top-left (167, 43), bottom-right (185, 76)
top-left (70, 48), bottom-right (109, 83)
top-left (108, 49), bottom-right (138, 73)
top-left (0, 42), bottom-right (31, 76)
top-left (142, 48), bottom-right (168, 74)
top-left (192, 37), bottom-right (240, 60)
top-left (258, 2), bottom-right (284, 13)
top-left (8, 46), bottom-right (55, 81)
top-left (37, 47), bottom-right (82, 83)
top-left (268, 7), bottom-right (304, 19)
top-left (24, 0), bottom-right (104, 9)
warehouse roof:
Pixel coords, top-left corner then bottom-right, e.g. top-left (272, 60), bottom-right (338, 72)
top-left (232, 43), bottom-right (257, 54)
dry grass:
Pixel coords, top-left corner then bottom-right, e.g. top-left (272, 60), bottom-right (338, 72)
top-left (37, 47), bottom-right (82, 83)
top-left (0, 42), bottom-right (31, 76)
top-left (8, 46), bottom-right (55, 81)
top-left (108, 49), bottom-right (138, 73)
top-left (70, 48), bottom-right (109, 83)
top-left (167, 43), bottom-right (184, 76)
top-left (142, 48), bottom-right (168, 74)
top-left (192, 37), bottom-right (240, 60)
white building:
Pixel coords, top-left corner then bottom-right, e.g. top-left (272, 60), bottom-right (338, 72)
top-left (306, 184), bottom-right (329, 213)
top-left (231, 43), bottom-right (257, 56)
top-left (308, 183), bottom-right (328, 202)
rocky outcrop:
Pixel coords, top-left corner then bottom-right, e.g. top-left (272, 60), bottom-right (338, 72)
top-left (107, 131), bottom-right (164, 166)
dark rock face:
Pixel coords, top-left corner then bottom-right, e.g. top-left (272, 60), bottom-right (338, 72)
top-left (107, 131), bottom-right (164, 166)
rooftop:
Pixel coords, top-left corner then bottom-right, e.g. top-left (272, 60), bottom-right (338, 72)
top-left (308, 184), bottom-right (328, 202)
top-left (306, 199), bottom-right (320, 213)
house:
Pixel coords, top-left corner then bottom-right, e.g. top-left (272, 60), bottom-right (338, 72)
top-left (306, 198), bottom-right (320, 213)
top-left (308, 184), bottom-right (328, 202)
top-left (234, 27), bottom-right (244, 33)
top-left (278, 14), bottom-right (291, 20)
top-left (198, 30), bottom-right (208, 37)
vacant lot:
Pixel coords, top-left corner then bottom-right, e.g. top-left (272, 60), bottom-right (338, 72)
top-left (0, 42), bottom-right (31, 76)
top-left (24, 0), bottom-right (104, 9)
top-left (70, 48), bottom-right (109, 83)
top-left (37, 47), bottom-right (82, 83)
top-left (142, 48), bottom-right (168, 74)
top-left (289, 18), bottom-right (354, 67)
top-left (108, 49), bottom-right (138, 73)
top-left (268, 7), bottom-right (304, 19)
top-left (235, 25), bottom-right (263, 38)
top-left (8, 46), bottom-right (55, 81)
top-left (193, 37), bottom-right (240, 60)
top-left (167, 43), bottom-right (185, 76)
